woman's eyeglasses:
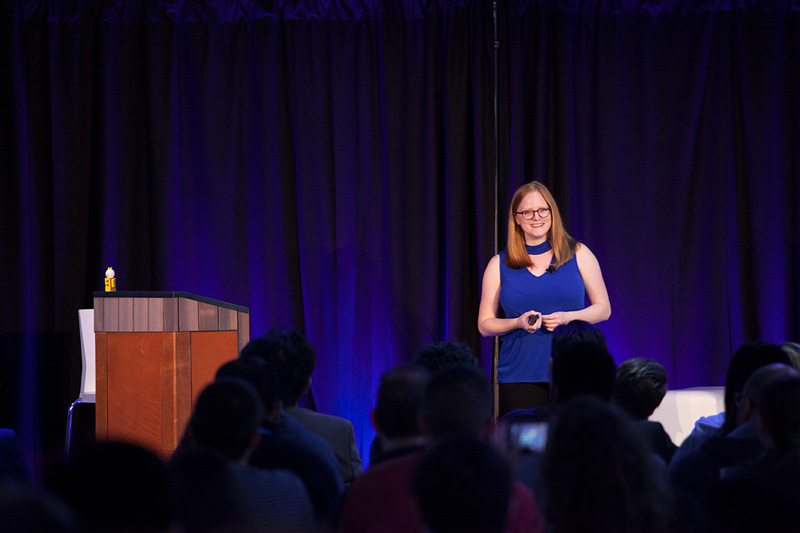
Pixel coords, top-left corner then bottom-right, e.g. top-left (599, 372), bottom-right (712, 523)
top-left (515, 208), bottom-right (551, 220)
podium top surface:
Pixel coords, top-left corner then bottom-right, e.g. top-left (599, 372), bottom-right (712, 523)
top-left (93, 291), bottom-right (248, 314)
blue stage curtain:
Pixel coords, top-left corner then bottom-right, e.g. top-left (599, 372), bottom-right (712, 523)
top-left (2, 0), bottom-right (799, 476)
top-left (504, 0), bottom-right (800, 388)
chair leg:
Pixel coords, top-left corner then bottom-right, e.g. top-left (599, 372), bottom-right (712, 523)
top-left (65, 399), bottom-right (81, 461)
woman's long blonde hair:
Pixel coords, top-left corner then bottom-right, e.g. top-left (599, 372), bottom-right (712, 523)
top-left (505, 181), bottom-right (577, 270)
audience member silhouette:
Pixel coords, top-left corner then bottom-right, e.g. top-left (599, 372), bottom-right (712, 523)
top-left (501, 320), bottom-right (608, 423)
top-left (413, 340), bottom-right (478, 373)
top-left (503, 340), bottom-right (616, 423)
top-left (240, 332), bottom-right (344, 490)
top-left (0, 484), bottom-right (77, 533)
top-left (215, 355), bottom-right (341, 524)
top-left (541, 396), bottom-right (673, 533)
top-left (613, 357), bottom-right (677, 463)
top-left (670, 362), bottom-right (798, 529)
top-left (370, 340), bottom-right (477, 464)
top-left (413, 436), bottom-right (513, 533)
top-left (670, 342), bottom-right (791, 468)
top-left (271, 329), bottom-right (363, 485)
top-left (337, 366), bottom-right (544, 533)
top-left (169, 446), bottom-right (258, 533)
top-left (707, 372), bottom-right (800, 532)
top-left (369, 363), bottom-right (431, 466)
top-left (46, 441), bottom-right (178, 533)
top-left (505, 341), bottom-right (616, 502)
top-left (550, 319), bottom-right (608, 357)
top-left (181, 377), bottom-right (315, 532)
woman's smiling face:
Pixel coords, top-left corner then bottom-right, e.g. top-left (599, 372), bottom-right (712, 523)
top-left (515, 191), bottom-right (552, 245)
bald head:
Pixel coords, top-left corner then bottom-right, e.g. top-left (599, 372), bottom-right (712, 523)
top-left (737, 363), bottom-right (798, 426)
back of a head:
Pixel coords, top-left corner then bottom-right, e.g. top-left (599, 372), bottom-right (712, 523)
top-left (216, 356), bottom-right (280, 414)
top-left (414, 341), bottom-right (478, 374)
top-left (551, 320), bottom-right (608, 359)
top-left (613, 357), bottom-right (668, 420)
top-left (239, 331), bottom-right (308, 406)
top-left (422, 366), bottom-right (493, 439)
top-left (723, 342), bottom-right (791, 434)
top-left (756, 372), bottom-right (800, 451)
top-left (190, 377), bottom-right (265, 461)
top-left (374, 363), bottom-right (431, 439)
top-left (740, 363), bottom-right (797, 404)
top-left (542, 397), bottom-right (671, 533)
top-left (281, 328), bottom-right (317, 382)
top-left (413, 436), bottom-right (512, 533)
top-left (551, 341), bottom-right (616, 403)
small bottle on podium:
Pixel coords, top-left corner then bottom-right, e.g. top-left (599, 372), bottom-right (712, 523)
top-left (104, 267), bottom-right (116, 292)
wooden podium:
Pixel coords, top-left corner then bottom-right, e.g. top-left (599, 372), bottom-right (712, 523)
top-left (93, 292), bottom-right (249, 457)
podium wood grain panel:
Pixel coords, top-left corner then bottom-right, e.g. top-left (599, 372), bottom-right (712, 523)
top-left (198, 302), bottom-right (219, 331)
top-left (95, 332), bottom-right (108, 441)
top-left (174, 332), bottom-right (193, 452)
top-left (164, 298), bottom-right (177, 331)
top-left (133, 298), bottom-right (148, 331)
top-left (148, 298), bottom-right (164, 332)
top-left (179, 298), bottom-right (199, 331)
top-left (94, 292), bottom-right (248, 457)
top-left (103, 298), bottom-right (118, 332)
top-left (160, 332), bottom-right (177, 453)
top-left (119, 298), bottom-right (134, 332)
top-left (219, 308), bottom-right (237, 330)
top-left (190, 331), bottom-right (239, 405)
top-left (94, 298), bottom-right (104, 331)
top-left (237, 312), bottom-right (249, 354)
top-left (106, 332), bottom-right (163, 453)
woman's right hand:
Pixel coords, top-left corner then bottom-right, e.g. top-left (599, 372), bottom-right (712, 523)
top-left (517, 311), bottom-right (542, 333)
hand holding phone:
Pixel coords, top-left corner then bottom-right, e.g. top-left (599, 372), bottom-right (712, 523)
top-left (528, 313), bottom-right (540, 326)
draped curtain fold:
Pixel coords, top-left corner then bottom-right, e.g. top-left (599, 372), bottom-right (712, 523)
top-left (2, 0), bottom-right (798, 476)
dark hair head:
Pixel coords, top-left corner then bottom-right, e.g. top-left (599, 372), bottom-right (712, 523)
top-left (755, 372), bottom-right (800, 451)
top-left (722, 342), bottom-right (790, 434)
top-left (551, 341), bottom-right (616, 403)
top-left (280, 329), bottom-right (317, 377)
top-left (190, 377), bottom-right (264, 461)
top-left (240, 330), bottom-right (313, 406)
top-left (613, 358), bottom-right (668, 420)
top-left (216, 355), bottom-right (280, 413)
top-left (551, 320), bottom-right (607, 359)
top-left (374, 363), bottom-right (431, 439)
top-left (414, 341), bottom-right (477, 374)
top-left (542, 397), bottom-right (672, 533)
top-left (413, 436), bottom-right (512, 533)
top-left (422, 366), bottom-right (493, 438)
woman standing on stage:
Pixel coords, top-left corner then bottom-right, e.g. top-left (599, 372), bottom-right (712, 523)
top-left (478, 181), bottom-right (611, 416)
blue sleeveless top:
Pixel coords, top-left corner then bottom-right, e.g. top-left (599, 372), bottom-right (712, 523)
top-left (498, 250), bottom-right (586, 383)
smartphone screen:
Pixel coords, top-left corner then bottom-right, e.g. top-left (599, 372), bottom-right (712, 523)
top-left (508, 422), bottom-right (548, 452)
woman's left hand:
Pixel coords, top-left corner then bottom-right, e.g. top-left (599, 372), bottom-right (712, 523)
top-left (541, 311), bottom-right (568, 332)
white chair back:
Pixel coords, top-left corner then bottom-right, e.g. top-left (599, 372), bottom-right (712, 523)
top-left (78, 309), bottom-right (96, 400)
top-left (650, 386), bottom-right (725, 446)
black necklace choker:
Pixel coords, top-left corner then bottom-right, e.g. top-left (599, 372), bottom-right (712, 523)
top-left (526, 241), bottom-right (552, 255)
